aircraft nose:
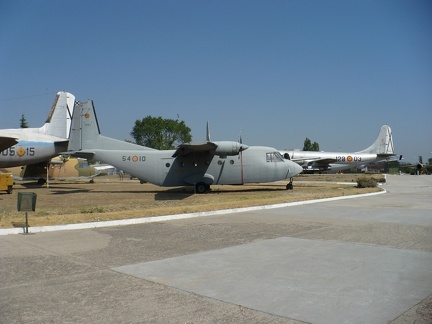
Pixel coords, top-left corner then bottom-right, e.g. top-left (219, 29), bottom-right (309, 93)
top-left (293, 162), bottom-right (303, 175)
top-left (289, 161), bottom-right (303, 177)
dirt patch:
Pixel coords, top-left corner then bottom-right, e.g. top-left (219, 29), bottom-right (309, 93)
top-left (0, 174), bottom-right (382, 228)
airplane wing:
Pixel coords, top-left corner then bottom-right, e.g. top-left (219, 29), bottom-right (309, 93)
top-left (309, 158), bottom-right (337, 165)
top-left (0, 137), bottom-right (19, 152)
top-left (172, 142), bottom-right (217, 157)
top-left (290, 157), bottom-right (323, 163)
top-left (172, 140), bottom-right (248, 158)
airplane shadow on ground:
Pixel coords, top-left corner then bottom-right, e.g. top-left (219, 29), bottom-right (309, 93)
top-left (155, 187), bottom-right (194, 200)
top-left (154, 186), bottom-right (287, 200)
top-left (50, 189), bottom-right (92, 195)
top-left (18, 183), bottom-right (92, 194)
top-left (18, 182), bottom-right (79, 190)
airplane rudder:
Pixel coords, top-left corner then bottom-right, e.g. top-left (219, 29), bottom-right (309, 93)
top-left (65, 92), bottom-right (76, 138)
top-left (43, 91), bottom-right (75, 139)
top-left (75, 99), bottom-right (103, 150)
top-left (375, 125), bottom-right (394, 154)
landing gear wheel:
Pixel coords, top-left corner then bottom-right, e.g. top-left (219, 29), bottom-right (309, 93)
top-left (37, 178), bottom-right (46, 185)
top-left (286, 177), bottom-right (294, 190)
top-left (195, 182), bottom-right (209, 194)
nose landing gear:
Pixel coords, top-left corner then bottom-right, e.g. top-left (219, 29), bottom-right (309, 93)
top-left (286, 177), bottom-right (294, 190)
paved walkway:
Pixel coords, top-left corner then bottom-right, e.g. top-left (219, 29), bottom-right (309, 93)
top-left (1, 175), bottom-right (431, 323)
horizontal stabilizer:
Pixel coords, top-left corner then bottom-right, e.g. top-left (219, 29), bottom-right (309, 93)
top-left (62, 150), bottom-right (96, 160)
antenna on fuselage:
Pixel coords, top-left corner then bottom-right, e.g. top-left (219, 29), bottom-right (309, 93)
top-left (206, 121), bottom-right (211, 142)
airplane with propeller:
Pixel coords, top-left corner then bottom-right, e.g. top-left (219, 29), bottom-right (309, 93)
top-left (65, 99), bottom-right (303, 193)
top-left (280, 125), bottom-right (399, 173)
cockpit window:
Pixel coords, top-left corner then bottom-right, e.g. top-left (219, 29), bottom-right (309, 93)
top-left (266, 152), bottom-right (284, 162)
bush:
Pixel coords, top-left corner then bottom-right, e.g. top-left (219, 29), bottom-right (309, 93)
top-left (356, 177), bottom-right (378, 188)
top-left (375, 176), bottom-right (386, 183)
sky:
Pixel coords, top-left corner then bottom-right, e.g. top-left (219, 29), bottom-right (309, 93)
top-left (1, 0), bottom-right (431, 164)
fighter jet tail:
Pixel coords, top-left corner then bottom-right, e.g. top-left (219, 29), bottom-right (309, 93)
top-left (356, 125), bottom-right (394, 155)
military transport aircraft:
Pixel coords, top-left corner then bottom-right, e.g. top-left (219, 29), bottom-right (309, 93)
top-left (65, 99), bottom-right (303, 193)
top-left (280, 125), bottom-right (397, 173)
top-left (0, 91), bottom-right (75, 168)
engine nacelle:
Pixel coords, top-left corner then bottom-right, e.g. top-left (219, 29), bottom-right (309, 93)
top-left (212, 141), bottom-right (248, 157)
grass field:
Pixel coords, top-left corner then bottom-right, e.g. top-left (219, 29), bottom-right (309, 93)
top-left (0, 173), bottom-right (383, 228)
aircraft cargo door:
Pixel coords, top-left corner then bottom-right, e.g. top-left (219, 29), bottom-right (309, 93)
top-left (160, 157), bottom-right (177, 186)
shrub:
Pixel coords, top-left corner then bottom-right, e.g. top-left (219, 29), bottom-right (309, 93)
top-left (372, 176), bottom-right (386, 183)
top-left (356, 177), bottom-right (378, 188)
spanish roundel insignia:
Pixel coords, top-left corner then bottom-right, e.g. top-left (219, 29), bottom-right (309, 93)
top-left (84, 113), bottom-right (90, 118)
top-left (17, 147), bottom-right (26, 157)
top-left (132, 156), bottom-right (138, 162)
top-left (347, 156), bottom-right (353, 162)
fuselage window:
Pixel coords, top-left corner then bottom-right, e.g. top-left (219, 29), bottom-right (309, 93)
top-left (266, 152), bottom-right (284, 162)
top-left (274, 152), bottom-right (284, 162)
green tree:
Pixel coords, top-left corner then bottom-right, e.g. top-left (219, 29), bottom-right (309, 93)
top-left (303, 138), bottom-right (312, 151)
top-left (130, 116), bottom-right (192, 150)
top-left (302, 138), bottom-right (319, 151)
top-left (20, 114), bottom-right (29, 128)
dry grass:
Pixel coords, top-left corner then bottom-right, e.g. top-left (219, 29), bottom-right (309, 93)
top-left (0, 174), bottom-right (382, 228)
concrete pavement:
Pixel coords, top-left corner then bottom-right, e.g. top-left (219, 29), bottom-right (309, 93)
top-left (1, 175), bottom-right (431, 323)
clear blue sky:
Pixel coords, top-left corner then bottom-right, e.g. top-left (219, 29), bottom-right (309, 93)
top-left (1, 0), bottom-right (431, 163)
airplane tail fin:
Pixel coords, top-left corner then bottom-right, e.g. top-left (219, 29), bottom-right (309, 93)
top-left (39, 91), bottom-right (75, 139)
top-left (356, 125), bottom-right (394, 155)
top-left (68, 99), bottom-right (154, 152)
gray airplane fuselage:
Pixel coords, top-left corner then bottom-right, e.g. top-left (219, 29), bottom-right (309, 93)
top-left (89, 146), bottom-right (296, 187)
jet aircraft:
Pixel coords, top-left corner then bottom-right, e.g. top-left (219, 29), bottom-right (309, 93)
top-left (0, 91), bottom-right (75, 169)
top-left (65, 99), bottom-right (303, 193)
top-left (280, 125), bottom-right (397, 173)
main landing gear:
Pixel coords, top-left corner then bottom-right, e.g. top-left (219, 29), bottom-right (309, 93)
top-left (195, 182), bottom-right (210, 194)
top-left (286, 177), bottom-right (294, 190)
